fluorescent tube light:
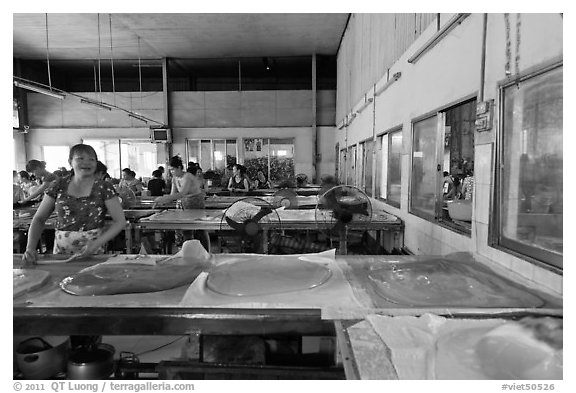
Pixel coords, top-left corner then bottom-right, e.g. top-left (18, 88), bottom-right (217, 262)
top-left (14, 80), bottom-right (65, 100)
top-left (408, 13), bottom-right (471, 64)
top-left (375, 72), bottom-right (402, 96)
top-left (80, 99), bottom-right (113, 111)
top-left (129, 113), bottom-right (148, 124)
top-left (357, 97), bottom-right (374, 113)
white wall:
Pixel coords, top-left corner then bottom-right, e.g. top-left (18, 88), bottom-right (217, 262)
top-left (337, 13), bottom-right (563, 297)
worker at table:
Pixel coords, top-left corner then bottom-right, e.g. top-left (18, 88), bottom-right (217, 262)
top-left (227, 164), bottom-right (250, 193)
top-left (20, 159), bottom-right (59, 204)
top-left (154, 155), bottom-right (210, 251)
top-left (22, 144), bottom-right (126, 265)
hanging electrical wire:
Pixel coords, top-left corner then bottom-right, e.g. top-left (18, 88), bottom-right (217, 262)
top-left (97, 13), bottom-right (103, 101)
top-left (45, 14), bottom-right (53, 91)
top-left (109, 14), bottom-right (116, 105)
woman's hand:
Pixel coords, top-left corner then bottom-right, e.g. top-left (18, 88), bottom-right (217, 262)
top-left (22, 249), bottom-right (38, 265)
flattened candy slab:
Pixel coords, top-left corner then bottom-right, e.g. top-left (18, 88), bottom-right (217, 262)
top-left (60, 262), bottom-right (204, 296)
top-left (14, 269), bottom-right (51, 298)
top-left (367, 259), bottom-right (544, 308)
top-left (206, 256), bottom-right (332, 297)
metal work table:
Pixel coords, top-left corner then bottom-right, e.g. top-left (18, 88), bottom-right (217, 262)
top-left (133, 208), bottom-right (403, 254)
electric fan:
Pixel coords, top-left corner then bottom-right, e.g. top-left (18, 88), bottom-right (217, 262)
top-left (272, 188), bottom-right (299, 209)
top-left (220, 197), bottom-right (282, 253)
top-left (314, 185), bottom-right (373, 254)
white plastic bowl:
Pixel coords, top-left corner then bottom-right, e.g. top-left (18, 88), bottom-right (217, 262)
top-left (447, 200), bottom-right (472, 221)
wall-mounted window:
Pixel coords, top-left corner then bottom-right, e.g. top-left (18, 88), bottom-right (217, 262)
top-left (339, 148), bottom-right (346, 184)
top-left (357, 142), bottom-right (365, 191)
top-left (346, 145), bottom-right (357, 186)
top-left (186, 139), bottom-right (238, 177)
top-left (410, 98), bottom-right (476, 234)
top-left (42, 146), bottom-right (70, 172)
top-left (83, 139), bottom-right (158, 180)
top-left (496, 63), bottom-right (562, 269)
top-left (243, 138), bottom-right (295, 184)
top-left (362, 139), bottom-right (374, 196)
top-left (376, 128), bottom-right (402, 207)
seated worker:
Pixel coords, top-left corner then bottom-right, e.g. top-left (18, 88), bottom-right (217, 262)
top-left (22, 144), bottom-right (126, 265)
top-left (147, 169), bottom-right (166, 196)
top-left (254, 170), bottom-right (271, 189)
top-left (18, 171), bottom-right (35, 200)
top-left (227, 164), bottom-right (250, 193)
top-left (119, 168), bottom-right (144, 196)
top-left (95, 161), bottom-right (111, 181)
top-left (154, 156), bottom-right (210, 251)
top-left (21, 160), bottom-right (60, 204)
top-left (442, 171), bottom-right (456, 200)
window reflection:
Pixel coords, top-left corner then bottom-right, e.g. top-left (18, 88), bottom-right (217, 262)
top-left (500, 66), bottom-right (563, 266)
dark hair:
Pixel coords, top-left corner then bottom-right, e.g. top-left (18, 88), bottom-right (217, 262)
top-left (158, 166), bottom-right (165, 172)
top-left (19, 170), bottom-right (30, 180)
top-left (233, 164), bottom-right (247, 177)
top-left (69, 144), bottom-right (98, 161)
top-left (190, 166), bottom-right (203, 176)
top-left (122, 168), bottom-right (132, 174)
top-left (53, 170), bottom-right (63, 177)
top-left (168, 156), bottom-right (184, 169)
top-left (25, 159), bottom-right (46, 172)
top-left (152, 169), bottom-right (162, 178)
top-left (96, 161), bottom-right (108, 175)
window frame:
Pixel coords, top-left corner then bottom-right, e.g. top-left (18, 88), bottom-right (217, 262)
top-left (408, 94), bottom-right (477, 235)
top-left (185, 138), bottom-right (239, 173)
top-left (375, 125), bottom-right (403, 208)
top-left (492, 59), bottom-right (563, 270)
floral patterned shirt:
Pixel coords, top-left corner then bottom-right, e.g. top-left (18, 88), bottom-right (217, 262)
top-left (45, 176), bottom-right (118, 231)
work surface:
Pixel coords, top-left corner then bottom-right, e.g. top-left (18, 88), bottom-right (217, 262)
top-left (13, 253), bottom-right (562, 379)
top-left (14, 253), bottom-right (560, 319)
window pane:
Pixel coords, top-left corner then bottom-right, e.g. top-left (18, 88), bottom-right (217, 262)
top-left (339, 149), bottom-right (346, 184)
top-left (270, 138), bottom-right (295, 183)
top-left (375, 137), bottom-right (382, 198)
top-left (225, 139), bottom-right (238, 168)
top-left (244, 138), bottom-right (269, 182)
top-left (187, 140), bottom-right (200, 164)
top-left (213, 140), bottom-right (226, 174)
top-left (83, 139), bottom-right (120, 178)
top-left (379, 134), bottom-right (389, 199)
top-left (411, 116), bottom-right (438, 217)
top-left (346, 146), bottom-right (356, 186)
top-left (199, 140), bottom-right (212, 170)
top-left (388, 130), bottom-right (402, 206)
top-left (500, 66), bottom-right (563, 264)
top-left (42, 146), bottom-right (70, 172)
top-left (357, 142), bottom-right (365, 190)
top-left (120, 140), bottom-right (158, 181)
top-left (364, 139), bottom-right (374, 196)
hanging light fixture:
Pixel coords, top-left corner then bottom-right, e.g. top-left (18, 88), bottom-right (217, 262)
top-left (14, 14), bottom-right (65, 100)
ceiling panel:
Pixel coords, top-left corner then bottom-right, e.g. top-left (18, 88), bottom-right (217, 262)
top-left (13, 13), bottom-right (349, 60)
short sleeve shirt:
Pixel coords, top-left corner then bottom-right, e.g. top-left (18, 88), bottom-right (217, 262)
top-left (46, 176), bottom-right (118, 231)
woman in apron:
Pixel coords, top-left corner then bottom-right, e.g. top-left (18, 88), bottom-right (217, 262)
top-left (22, 144), bottom-right (126, 265)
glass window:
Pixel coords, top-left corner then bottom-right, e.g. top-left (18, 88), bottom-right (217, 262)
top-left (120, 140), bottom-right (158, 181)
top-left (244, 138), bottom-right (270, 182)
top-left (339, 149), bottom-right (346, 184)
top-left (410, 116), bottom-right (438, 219)
top-left (357, 142), bottom-right (365, 190)
top-left (84, 139), bottom-right (157, 179)
top-left (200, 140), bottom-right (212, 170)
top-left (364, 139), bottom-right (374, 196)
top-left (42, 146), bottom-right (70, 172)
top-left (376, 129), bottom-right (403, 207)
top-left (187, 140), bottom-right (200, 164)
top-left (242, 138), bottom-right (295, 185)
top-left (270, 138), bottom-right (295, 184)
top-left (498, 65), bottom-right (562, 268)
top-left (346, 145), bottom-right (356, 186)
top-left (388, 130), bottom-right (403, 207)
